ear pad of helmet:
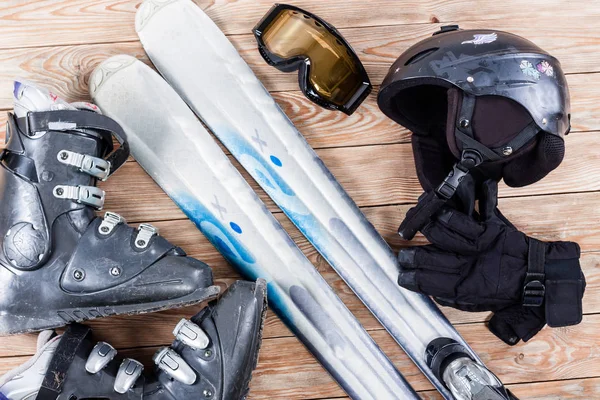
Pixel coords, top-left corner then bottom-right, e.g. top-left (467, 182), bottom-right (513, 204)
top-left (503, 132), bottom-right (565, 187)
top-left (444, 88), bottom-right (565, 187)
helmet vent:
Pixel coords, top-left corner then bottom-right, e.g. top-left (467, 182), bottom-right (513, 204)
top-left (404, 48), bottom-right (438, 66)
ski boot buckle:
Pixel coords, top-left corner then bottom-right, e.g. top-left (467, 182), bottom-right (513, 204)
top-left (57, 150), bottom-right (111, 181)
top-left (99, 212), bottom-right (126, 235)
top-left (135, 224), bottom-right (158, 249)
top-left (173, 318), bottom-right (210, 349)
top-left (53, 185), bottom-right (105, 209)
top-left (114, 358), bottom-right (143, 394)
top-left (85, 342), bottom-right (117, 374)
top-left (154, 347), bottom-right (197, 385)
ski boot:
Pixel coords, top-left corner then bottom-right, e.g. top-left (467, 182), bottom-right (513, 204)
top-left (0, 279), bottom-right (268, 400)
top-left (0, 81), bottom-right (219, 335)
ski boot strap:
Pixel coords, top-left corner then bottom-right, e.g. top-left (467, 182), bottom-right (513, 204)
top-left (36, 324), bottom-right (91, 400)
top-left (34, 325), bottom-right (146, 399)
top-left (16, 110), bottom-right (130, 178)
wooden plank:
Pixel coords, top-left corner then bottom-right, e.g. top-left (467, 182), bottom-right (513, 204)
top-left (94, 131), bottom-right (600, 221)
top-left (371, 192), bottom-right (600, 252)
top-left (119, 314), bottom-right (600, 397)
top-left (1, 103), bottom-right (598, 207)
top-left (1, 90), bottom-right (405, 150)
top-left (420, 377), bottom-right (600, 400)
top-left (2, 118), bottom-right (594, 212)
top-left (0, 250), bottom-right (596, 360)
top-left (101, 180), bottom-right (600, 255)
top-left (1, 125), bottom-right (598, 221)
top-left (0, 206), bottom-right (597, 358)
top-left (236, 17), bottom-right (600, 90)
top-left (2, 315), bottom-right (600, 398)
top-left (0, 41), bottom-right (597, 138)
top-left (2, 125), bottom-right (599, 222)
top-left (2, 22), bottom-right (600, 95)
top-left (1, 1), bottom-right (598, 50)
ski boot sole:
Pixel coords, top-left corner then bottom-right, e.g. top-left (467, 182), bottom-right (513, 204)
top-left (0, 285), bottom-right (221, 336)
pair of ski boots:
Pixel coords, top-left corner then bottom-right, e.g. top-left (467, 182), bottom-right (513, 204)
top-left (0, 82), bottom-right (267, 399)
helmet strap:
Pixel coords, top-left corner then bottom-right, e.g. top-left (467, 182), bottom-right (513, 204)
top-left (453, 92), bottom-right (540, 161)
top-left (399, 150), bottom-right (483, 240)
top-left (435, 149), bottom-right (483, 200)
top-left (399, 92), bottom-right (542, 240)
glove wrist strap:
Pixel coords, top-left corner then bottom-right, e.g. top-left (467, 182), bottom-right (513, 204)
top-left (523, 238), bottom-right (546, 307)
top-left (523, 239), bottom-right (585, 327)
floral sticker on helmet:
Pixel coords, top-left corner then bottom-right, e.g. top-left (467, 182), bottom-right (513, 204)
top-left (520, 60), bottom-right (541, 80)
top-left (536, 60), bottom-right (555, 77)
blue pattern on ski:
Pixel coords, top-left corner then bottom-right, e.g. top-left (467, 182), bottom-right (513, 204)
top-left (176, 194), bottom-right (255, 270)
top-left (220, 127), bottom-right (342, 263)
top-left (173, 193), bottom-right (297, 321)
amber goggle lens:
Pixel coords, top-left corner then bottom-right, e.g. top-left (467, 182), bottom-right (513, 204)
top-left (262, 9), bottom-right (364, 106)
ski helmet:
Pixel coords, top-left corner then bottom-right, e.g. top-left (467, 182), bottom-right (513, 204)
top-left (378, 25), bottom-right (570, 192)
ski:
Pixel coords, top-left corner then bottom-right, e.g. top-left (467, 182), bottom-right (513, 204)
top-left (90, 55), bottom-right (419, 400)
top-left (132, 0), bottom-right (508, 398)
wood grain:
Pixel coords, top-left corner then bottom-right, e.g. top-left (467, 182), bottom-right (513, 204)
top-left (0, 34), bottom-right (600, 120)
top-left (1, 1), bottom-right (599, 397)
top-left (422, 378), bottom-right (600, 400)
top-left (1, 126), bottom-right (598, 222)
top-left (2, 316), bottom-right (600, 399)
top-left (0, 211), bottom-right (597, 358)
top-left (236, 17), bottom-right (600, 89)
top-left (0, 39), bottom-right (599, 134)
top-left (1, 1), bottom-right (598, 49)
top-left (2, 89), bottom-right (407, 150)
top-left (0, 76), bottom-right (597, 150)
top-left (0, 36), bottom-right (597, 150)
top-left (84, 131), bottom-right (600, 221)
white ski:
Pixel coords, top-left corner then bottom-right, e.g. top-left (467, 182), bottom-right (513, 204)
top-left (89, 55), bottom-right (418, 400)
top-left (133, 0), bottom-right (495, 398)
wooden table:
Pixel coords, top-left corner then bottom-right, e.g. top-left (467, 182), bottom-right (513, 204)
top-left (1, 1), bottom-right (599, 398)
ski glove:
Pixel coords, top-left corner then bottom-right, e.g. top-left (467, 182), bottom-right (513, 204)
top-left (397, 179), bottom-right (585, 344)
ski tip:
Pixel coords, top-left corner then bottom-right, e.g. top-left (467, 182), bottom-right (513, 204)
top-left (89, 55), bottom-right (138, 99)
top-left (136, 0), bottom-right (179, 33)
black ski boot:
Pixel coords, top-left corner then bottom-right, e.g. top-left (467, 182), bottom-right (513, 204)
top-left (0, 279), bottom-right (268, 400)
top-left (0, 81), bottom-right (219, 335)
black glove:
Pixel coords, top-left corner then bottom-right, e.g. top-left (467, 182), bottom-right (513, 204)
top-left (487, 304), bottom-right (546, 345)
top-left (398, 179), bottom-right (585, 344)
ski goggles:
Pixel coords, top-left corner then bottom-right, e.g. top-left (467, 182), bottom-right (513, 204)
top-left (253, 4), bottom-right (372, 115)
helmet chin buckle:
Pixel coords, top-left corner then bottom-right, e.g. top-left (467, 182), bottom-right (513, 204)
top-left (436, 150), bottom-right (483, 200)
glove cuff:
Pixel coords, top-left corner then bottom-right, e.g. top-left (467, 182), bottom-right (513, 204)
top-left (522, 238), bottom-right (584, 327)
top-left (545, 258), bottom-right (585, 327)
